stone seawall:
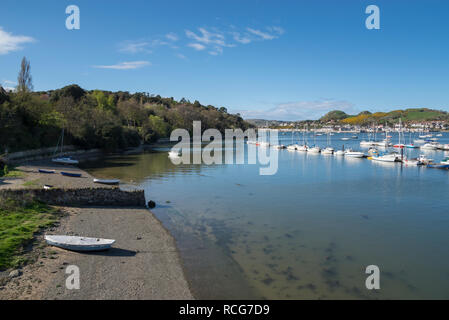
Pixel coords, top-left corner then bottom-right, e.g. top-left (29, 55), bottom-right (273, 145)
top-left (0, 188), bottom-right (146, 207)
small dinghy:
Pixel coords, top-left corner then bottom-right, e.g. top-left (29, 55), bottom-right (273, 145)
top-left (45, 235), bottom-right (115, 251)
top-left (60, 171), bottom-right (82, 177)
top-left (43, 184), bottom-right (53, 190)
top-left (39, 169), bottom-right (55, 174)
top-left (93, 178), bottom-right (120, 185)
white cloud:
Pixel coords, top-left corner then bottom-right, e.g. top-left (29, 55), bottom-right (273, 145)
top-left (0, 27), bottom-right (35, 55)
top-left (188, 43), bottom-right (206, 51)
top-left (93, 61), bottom-right (151, 70)
top-left (175, 53), bottom-right (187, 60)
top-left (119, 41), bottom-right (151, 54)
top-left (246, 28), bottom-right (276, 40)
top-left (237, 100), bottom-right (356, 121)
top-left (232, 32), bottom-right (252, 44)
top-left (185, 28), bottom-right (226, 46)
top-left (166, 32), bottom-right (178, 41)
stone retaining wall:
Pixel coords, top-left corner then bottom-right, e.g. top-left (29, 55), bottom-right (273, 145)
top-left (0, 188), bottom-right (146, 207)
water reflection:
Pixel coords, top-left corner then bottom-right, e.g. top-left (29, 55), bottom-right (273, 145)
top-left (82, 132), bottom-right (449, 299)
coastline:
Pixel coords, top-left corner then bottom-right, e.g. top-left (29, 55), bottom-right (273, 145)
top-left (0, 160), bottom-right (194, 300)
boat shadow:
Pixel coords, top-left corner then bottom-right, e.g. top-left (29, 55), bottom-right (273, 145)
top-left (83, 247), bottom-right (137, 257)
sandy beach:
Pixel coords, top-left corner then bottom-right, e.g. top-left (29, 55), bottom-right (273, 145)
top-left (0, 161), bottom-right (193, 300)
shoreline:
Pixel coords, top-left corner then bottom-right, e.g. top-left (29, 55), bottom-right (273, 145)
top-left (0, 160), bottom-right (194, 300)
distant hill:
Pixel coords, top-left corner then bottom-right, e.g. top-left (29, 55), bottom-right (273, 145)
top-left (340, 108), bottom-right (449, 125)
top-left (245, 108), bottom-right (449, 128)
top-left (319, 110), bottom-right (350, 122)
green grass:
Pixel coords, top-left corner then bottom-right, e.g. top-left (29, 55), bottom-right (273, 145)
top-left (22, 179), bottom-right (41, 188)
top-left (0, 165), bottom-right (24, 178)
top-left (0, 199), bottom-right (59, 270)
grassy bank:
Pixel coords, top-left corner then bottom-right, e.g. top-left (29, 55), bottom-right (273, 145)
top-left (0, 199), bottom-right (59, 270)
top-left (0, 165), bottom-right (24, 178)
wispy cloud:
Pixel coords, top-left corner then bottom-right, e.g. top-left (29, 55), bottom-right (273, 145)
top-left (0, 27), bottom-right (35, 55)
top-left (188, 43), bottom-right (206, 51)
top-left (118, 25), bottom-right (285, 59)
top-left (232, 32), bottom-right (252, 44)
top-left (185, 28), bottom-right (226, 46)
top-left (119, 41), bottom-right (151, 54)
top-left (166, 32), bottom-right (179, 41)
top-left (175, 53), bottom-right (188, 60)
top-left (93, 61), bottom-right (151, 70)
top-left (237, 100), bottom-right (356, 121)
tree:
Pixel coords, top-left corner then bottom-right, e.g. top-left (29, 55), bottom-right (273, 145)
top-left (17, 57), bottom-right (33, 93)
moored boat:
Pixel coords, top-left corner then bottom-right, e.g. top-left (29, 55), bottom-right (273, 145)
top-left (52, 157), bottom-right (79, 165)
top-left (344, 150), bottom-right (364, 158)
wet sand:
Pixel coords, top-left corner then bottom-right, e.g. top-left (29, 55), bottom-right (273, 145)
top-left (0, 161), bottom-right (193, 300)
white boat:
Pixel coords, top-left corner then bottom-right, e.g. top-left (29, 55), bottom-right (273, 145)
top-left (418, 154), bottom-right (433, 164)
top-left (345, 150), bottom-right (364, 158)
top-left (403, 158), bottom-right (423, 166)
top-left (442, 144), bottom-right (449, 151)
top-left (168, 150), bottom-right (181, 157)
top-left (322, 147), bottom-right (334, 155)
top-left (272, 144), bottom-right (286, 149)
top-left (441, 157), bottom-right (449, 165)
top-left (93, 178), bottom-right (120, 185)
top-left (297, 145), bottom-right (308, 152)
top-left (52, 157), bottom-right (79, 165)
top-left (360, 140), bottom-right (374, 147)
top-left (436, 134), bottom-right (443, 137)
top-left (45, 235), bottom-right (115, 251)
top-left (421, 143), bottom-right (437, 150)
top-left (371, 154), bottom-right (399, 162)
top-left (414, 139), bottom-right (426, 144)
top-left (341, 137), bottom-right (351, 141)
top-left (335, 150), bottom-right (345, 156)
top-left (308, 146), bottom-right (321, 153)
top-left (287, 144), bottom-right (298, 151)
top-left (259, 141), bottom-right (270, 147)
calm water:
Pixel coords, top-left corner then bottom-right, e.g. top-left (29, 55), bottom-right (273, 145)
top-left (81, 132), bottom-right (449, 299)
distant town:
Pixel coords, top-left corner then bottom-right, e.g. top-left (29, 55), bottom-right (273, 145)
top-left (246, 108), bottom-right (449, 132)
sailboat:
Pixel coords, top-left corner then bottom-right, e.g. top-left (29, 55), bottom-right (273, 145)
top-left (322, 132), bottom-right (334, 154)
top-left (393, 119), bottom-right (405, 149)
top-left (405, 132), bottom-right (418, 149)
top-left (52, 127), bottom-right (79, 165)
top-left (297, 126), bottom-right (308, 151)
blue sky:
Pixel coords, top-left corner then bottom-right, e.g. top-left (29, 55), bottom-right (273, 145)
top-left (1, 0), bottom-right (448, 120)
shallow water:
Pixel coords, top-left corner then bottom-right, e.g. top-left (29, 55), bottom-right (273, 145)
top-left (81, 132), bottom-right (449, 299)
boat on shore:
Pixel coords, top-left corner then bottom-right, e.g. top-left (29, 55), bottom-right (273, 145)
top-left (45, 235), bottom-right (115, 251)
top-left (60, 171), bottom-right (82, 177)
top-left (168, 150), bottom-right (181, 158)
top-left (38, 169), bottom-right (55, 174)
top-left (43, 184), bottom-right (53, 190)
top-left (93, 178), bottom-right (120, 185)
